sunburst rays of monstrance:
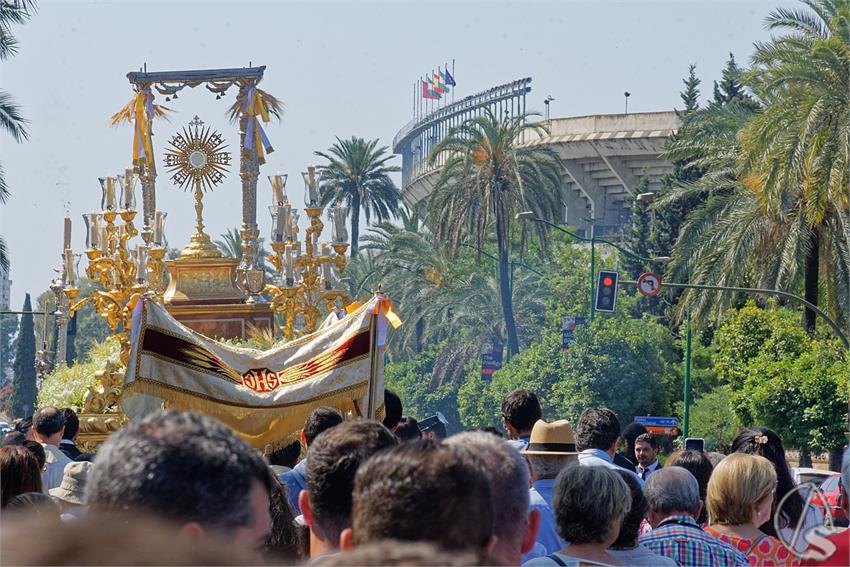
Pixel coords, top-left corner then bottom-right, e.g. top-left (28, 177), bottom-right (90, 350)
top-left (164, 116), bottom-right (231, 258)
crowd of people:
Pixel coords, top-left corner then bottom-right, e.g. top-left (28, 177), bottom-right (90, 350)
top-left (0, 388), bottom-right (847, 566)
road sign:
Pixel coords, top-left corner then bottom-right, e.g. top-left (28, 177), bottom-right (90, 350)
top-left (595, 270), bottom-right (619, 312)
top-left (637, 272), bottom-right (662, 297)
top-left (634, 416), bottom-right (679, 427)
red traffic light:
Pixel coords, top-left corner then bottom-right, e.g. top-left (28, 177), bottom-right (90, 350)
top-left (603, 277), bottom-right (613, 286)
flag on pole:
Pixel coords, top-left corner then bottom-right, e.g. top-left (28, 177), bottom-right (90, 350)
top-left (433, 70), bottom-right (446, 95)
top-left (424, 76), bottom-right (441, 99)
top-left (445, 67), bottom-right (456, 87)
top-left (123, 295), bottom-right (400, 448)
top-left (422, 78), bottom-right (440, 100)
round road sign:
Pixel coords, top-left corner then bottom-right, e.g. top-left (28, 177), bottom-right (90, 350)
top-left (637, 272), bottom-right (662, 297)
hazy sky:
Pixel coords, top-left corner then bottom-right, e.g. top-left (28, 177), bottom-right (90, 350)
top-left (1, 0), bottom-right (794, 308)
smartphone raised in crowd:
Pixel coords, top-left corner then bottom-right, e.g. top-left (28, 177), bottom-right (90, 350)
top-left (684, 437), bottom-right (705, 452)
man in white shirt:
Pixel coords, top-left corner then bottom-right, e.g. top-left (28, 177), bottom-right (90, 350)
top-left (634, 433), bottom-right (662, 481)
top-left (575, 407), bottom-right (644, 487)
top-left (32, 406), bottom-right (73, 492)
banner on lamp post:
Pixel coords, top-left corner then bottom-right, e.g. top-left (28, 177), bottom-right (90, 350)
top-left (480, 340), bottom-right (503, 382)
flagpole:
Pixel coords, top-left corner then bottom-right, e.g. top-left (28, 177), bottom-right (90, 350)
top-left (452, 59), bottom-right (456, 105)
top-left (366, 302), bottom-right (381, 419)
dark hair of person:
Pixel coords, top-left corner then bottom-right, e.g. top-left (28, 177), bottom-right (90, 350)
top-left (86, 410), bottom-right (273, 532)
top-left (611, 470), bottom-right (646, 549)
top-left (307, 420), bottom-right (398, 543)
top-left (667, 450), bottom-right (713, 525)
top-left (61, 408), bottom-right (79, 440)
top-left (6, 491), bottom-right (60, 517)
top-left (314, 540), bottom-right (486, 567)
top-left (382, 390), bottom-right (403, 431)
top-left (634, 433), bottom-right (658, 450)
top-left (264, 478), bottom-right (303, 563)
top-left (732, 427), bottom-right (802, 536)
top-left (14, 417), bottom-right (32, 435)
top-left (268, 440), bottom-right (301, 469)
top-left (351, 439), bottom-right (495, 551)
top-left (575, 407), bottom-right (621, 452)
top-left (500, 389), bottom-right (542, 433)
top-left (394, 416), bottom-right (421, 442)
top-left (480, 426), bottom-right (504, 438)
top-left (1, 446), bottom-right (43, 508)
top-left (622, 422), bottom-right (648, 446)
top-left (303, 407), bottom-right (344, 447)
top-left (33, 407), bottom-right (65, 438)
top-left (22, 440), bottom-right (46, 471)
top-left (2, 431), bottom-right (26, 446)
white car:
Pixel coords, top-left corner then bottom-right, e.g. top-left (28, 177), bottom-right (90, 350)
top-left (791, 467), bottom-right (837, 488)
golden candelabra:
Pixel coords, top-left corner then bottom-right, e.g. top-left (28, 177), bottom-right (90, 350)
top-left (63, 171), bottom-right (168, 413)
top-left (264, 169), bottom-right (351, 340)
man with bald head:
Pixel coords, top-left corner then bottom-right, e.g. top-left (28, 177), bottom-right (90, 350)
top-left (640, 467), bottom-right (747, 566)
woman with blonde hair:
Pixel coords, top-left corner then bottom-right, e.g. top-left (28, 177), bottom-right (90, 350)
top-left (705, 453), bottom-right (797, 566)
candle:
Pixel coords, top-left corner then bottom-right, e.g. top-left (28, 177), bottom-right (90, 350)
top-left (307, 166), bottom-right (319, 205)
top-left (119, 168), bottom-right (136, 210)
top-left (282, 204), bottom-right (291, 241)
top-left (99, 224), bottom-right (109, 254)
top-left (100, 176), bottom-right (117, 211)
top-left (83, 213), bottom-right (100, 250)
top-left (153, 210), bottom-right (167, 246)
top-left (63, 217), bottom-right (72, 249)
top-left (284, 243), bottom-right (294, 284)
top-left (136, 245), bottom-right (149, 283)
top-left (333, 206), bottom-right (348, 242)
top-left (64, 249), bottom-right (76, 286)
top-left (269, 173), bottom-right (286, 205)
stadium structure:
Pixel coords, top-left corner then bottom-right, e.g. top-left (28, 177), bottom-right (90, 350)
top-left (393, 78), bottom-right (681, 238)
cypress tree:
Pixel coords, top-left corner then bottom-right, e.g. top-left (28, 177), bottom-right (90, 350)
top-left (10, 294), bottom-right (36, 418)
top-left (712, 53), bottom-right (757, 110)
top-left (680, 63), bottom-right (701, 114)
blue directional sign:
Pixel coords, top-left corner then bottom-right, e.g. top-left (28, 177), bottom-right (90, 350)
top-left (634, 416), bottom-right (679, 428)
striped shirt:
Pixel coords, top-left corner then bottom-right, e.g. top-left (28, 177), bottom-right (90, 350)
top-left (640, 515), bottom-right (749, 567)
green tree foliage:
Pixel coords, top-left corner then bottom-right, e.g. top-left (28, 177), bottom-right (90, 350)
top-left (384, 346), bottom-right (462, 434)
top-left (740, 0), bottom-right (850, 333)
top-left (0, 0), bottom-right (36, 272)
top-left (316, 137), bottom-right (401, 257)
top-left (680, 63), bottom-right (701, 113)
top-left (685, 385), bottom-right (740, 452)
top-left (427, 110), bottom-right (562, 356)
top-left (713, 303), bottom-right (848, 458)
top-left (712, 53), bottom-right (758, 109)
top-left (457, 315), bottom-right (679, 430)
top-left (9, 294), bottom-right (36, 418)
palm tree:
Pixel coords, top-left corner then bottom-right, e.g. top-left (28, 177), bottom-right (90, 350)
top-left (315, 137), bottom-right (401, 257)
top-left (426, 110), bottom-right (562, 356)
top-left (0, 0), bottom-right (36, 272)
top-left (659, 100), bottom-right (849, 335)
top-left (739, 0), bottom-right (850, 334)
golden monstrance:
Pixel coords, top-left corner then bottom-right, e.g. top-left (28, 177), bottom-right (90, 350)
top-left (164, 115), bottom-right (230, 259)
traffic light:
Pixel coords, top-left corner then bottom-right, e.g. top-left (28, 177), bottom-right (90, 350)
top-left (595, 270), bottom-right (619, 313)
